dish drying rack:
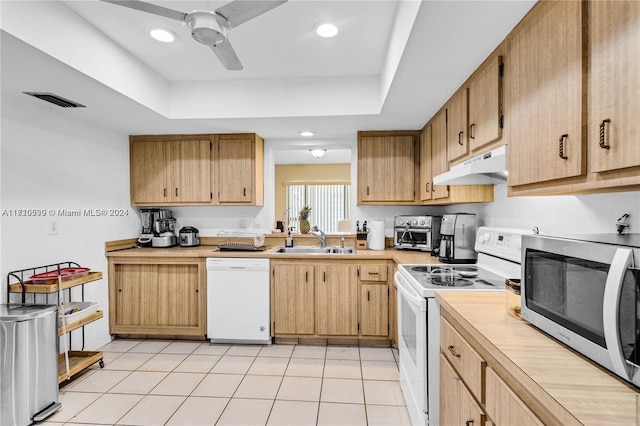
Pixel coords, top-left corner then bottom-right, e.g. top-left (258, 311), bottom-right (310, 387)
top-left (217, 231), bottom-right (266, 251)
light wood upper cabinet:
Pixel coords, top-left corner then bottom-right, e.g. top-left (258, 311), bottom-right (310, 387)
top-left (588, 0), bottom-right (640, 173)
top-left (419, 124), bottom-right (433, 201)
top-left (357, 131), bottom-right (417, 204)
top-left (430, 110), bottom-right (450, 200)
top-left (468, 55), bottom-right (503, 152)
top-left (216, 133), bottom-right (264, 205)
top-left (271, 263), bottom-right (315, 335)
top-left (505, 0), bottom-right (585, 186)
top-left (130, 136), bottom-right (212, 206)
top-left (316, 264), bottom-right (358, 336)
top-left (447, 89), bottom-right (469, 163)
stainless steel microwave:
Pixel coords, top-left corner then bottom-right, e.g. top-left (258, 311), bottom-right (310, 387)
top-left (521, 233), bottom-right (640, 388)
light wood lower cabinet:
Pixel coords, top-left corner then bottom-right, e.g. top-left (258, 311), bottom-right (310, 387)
top-left (271, 260), bottom-right (391, 340)
top-left (440, 314), bottom-right (543, 426)
top-left (316, 264), bottom-right (358, 336)
top-left (271, 263), bottom-right (315, 335)
top-left (486, 367), bottom-right (543, 426)
top-left (108, 257), bottom-right (206, 336)
top-left (440, 353), bottom-right (485, 426)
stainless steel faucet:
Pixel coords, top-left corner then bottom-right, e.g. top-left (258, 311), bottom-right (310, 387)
top-left (311, 226), bottom-right (327, 247)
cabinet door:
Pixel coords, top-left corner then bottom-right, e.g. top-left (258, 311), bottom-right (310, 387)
top-left (468, 56), bottom-right (502, 152)
top-left (447, 89), bottom-right (469, 162)
top-left (156, 264), bottom-right (200, 327)
top-left (506, 0), bottom-right (584, 186)
top-left (360, 284), bottom-right (388, 337)
top-left (440, 354), bottom-right (485, 426)
top-left (431, 111), bottom-right (449, 200)
top-left (589, 1), bottom-right (640, 173)
top-left (218, 135), bottom-right (256, 203)
top-left (272, 264), bottom-right (315, 335)
top-left (168, 140), bottom-right (211, 203)
top-left (486, 367), bottom-right (543, 426)
top-left (419, 125), bottom-right (433, 201)
top-left (114, 264), bottom-right (159, 327)
top-left (130, 141), bottom-right (167, 204)
top-left (316, 265), bottom-right (358, 335)
top-left (358, 135), bottom-right (415, 202)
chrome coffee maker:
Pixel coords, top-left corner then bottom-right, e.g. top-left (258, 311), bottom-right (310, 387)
top-left (138, 209), bottom-right (177, 247)
top-left (439, 213), bottom-right (477, 264)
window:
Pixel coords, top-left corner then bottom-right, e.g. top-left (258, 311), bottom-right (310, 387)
top-left (286, 184), bottom-right (350, 233)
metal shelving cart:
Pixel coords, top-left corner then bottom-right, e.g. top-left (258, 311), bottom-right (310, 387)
top-left (7, 261), bottom-right (105, 383)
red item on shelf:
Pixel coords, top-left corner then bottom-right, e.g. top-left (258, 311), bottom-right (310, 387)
top-left (29, 267), bottom-right (90, 283)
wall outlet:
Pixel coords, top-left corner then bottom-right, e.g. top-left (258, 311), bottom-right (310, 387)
top-left (48, 220), bottom-right (59, 235)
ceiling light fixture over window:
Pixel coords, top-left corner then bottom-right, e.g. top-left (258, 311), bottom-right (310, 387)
top-left (315, 23), bottom-right (339, 38)
top-left (310, 149), bottom-right (327, 158)
top-left (299, 131), bottom-right (315, 137)
top-left (149, 28), bottom-right (176, 43)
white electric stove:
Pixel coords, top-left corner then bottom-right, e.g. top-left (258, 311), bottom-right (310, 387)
top-left (395, 226), bottom-right (532, 426)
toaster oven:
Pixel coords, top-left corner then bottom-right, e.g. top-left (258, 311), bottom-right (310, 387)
top-left (393, 215), bottom-right (441, 253)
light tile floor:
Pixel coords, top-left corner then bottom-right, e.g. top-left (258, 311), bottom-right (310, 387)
top-left (43, 340), bottom-right (411, 426)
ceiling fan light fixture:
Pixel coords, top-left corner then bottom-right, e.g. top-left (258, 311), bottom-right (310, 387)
top-left (186, 11), bottom-right (228, 46)
top-left (310, 149), bottom-right (327, 158)
top-left (149, 28), bottom-right (176, 43)
top-left (299, 131), bottom-right (315, 137)
top-left (315, 23), bottom-right (339, 38)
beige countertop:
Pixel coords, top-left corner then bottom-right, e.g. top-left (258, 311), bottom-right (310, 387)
top-left (106, 241), bottom-right (441, 265)
top-left (436, 291), bottom-right (639, 425)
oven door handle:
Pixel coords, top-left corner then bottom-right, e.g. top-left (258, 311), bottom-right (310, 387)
top-left (603, 248), bottom-right (633, 380)
top-left (395, 272), bottom-right (427, 311)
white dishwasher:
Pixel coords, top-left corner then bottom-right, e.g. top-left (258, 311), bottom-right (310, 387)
top-left (206, 257), bottom-right (271, 344)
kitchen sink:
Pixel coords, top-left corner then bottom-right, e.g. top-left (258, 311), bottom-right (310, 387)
top-left (274, 246), bottom-right (356, 254)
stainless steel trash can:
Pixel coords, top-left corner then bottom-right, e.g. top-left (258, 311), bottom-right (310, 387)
top-left (0, 304), bottom-right (61, 425)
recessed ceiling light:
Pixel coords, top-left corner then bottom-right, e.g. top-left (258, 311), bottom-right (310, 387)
top-left (299, 131), bottom-right (315, 137)
top-left (315, 23), bottom-right (339, 38)
top-left (149, 28), bottom-right (176, 43)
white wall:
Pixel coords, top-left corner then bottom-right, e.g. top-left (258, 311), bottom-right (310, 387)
top-left (444, 184), bottom-right (640, 235)
top-left (1, 99), bottom-right (139, 350)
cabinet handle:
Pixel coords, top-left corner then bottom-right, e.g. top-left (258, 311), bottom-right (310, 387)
top-left (599, 119), bottom-right (611, 149)
top-left (118, 289), bottom-right (122, 292)
top-left (458, 131), bottom-right (464, 145)
top-left (163, 188), bottom-right (167, 197)
top-left (195, 289), bottom-right (199, 293)
top-left (305, 271), bottom-right (308, 282)
top-left (323, 272), bottom-right (326, 282)
top-left (448, 345), bottom-right (461, 358)
top-left (465, 420), bottom-right (474, 426)
top-left (425, 183), bottom-right (429, 193)
top-left (559, 134), bottom-right (569, 159)
top-left (368, 272), bottom-right (379, 275)
top-left (175, 188), bottom-right (179, 197)
top-left (431, 182), bottom-right (435, 192)
top-left (367, 290), bottom-right (370, 301)
top-left (366, 186), bottom-right (370, 196)
top-left (469, 123), bottom-right (475, 139)
top-left (243, 187), bottom-right (246, 197)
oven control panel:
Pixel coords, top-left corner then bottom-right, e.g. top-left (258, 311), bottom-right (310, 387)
top-left (475, 227), bottom-right (534, 263)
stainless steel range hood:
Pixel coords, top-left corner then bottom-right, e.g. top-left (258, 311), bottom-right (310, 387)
top-left (433, 145), bottom-right (507, 185)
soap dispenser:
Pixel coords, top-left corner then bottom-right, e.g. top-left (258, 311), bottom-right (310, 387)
top-left (285, 229), bottom-right (294, 248)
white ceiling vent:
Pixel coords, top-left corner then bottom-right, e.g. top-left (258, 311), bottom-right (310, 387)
top-left (23, 92), bottom-right (86, 108)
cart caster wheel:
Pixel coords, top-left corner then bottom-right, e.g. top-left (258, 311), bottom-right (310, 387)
top-left (99, 360), bottom-right (105, 368)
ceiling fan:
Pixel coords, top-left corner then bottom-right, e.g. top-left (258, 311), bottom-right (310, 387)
top-left (101, 0), bottom-right (287, 70)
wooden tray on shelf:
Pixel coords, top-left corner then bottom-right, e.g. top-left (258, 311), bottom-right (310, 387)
top-left (9, 272), bottom-right (103, 293)
top-left (58, 351), bottom-right (103, 383)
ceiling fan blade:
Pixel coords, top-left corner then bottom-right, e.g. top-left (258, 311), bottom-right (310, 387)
top-left (210, 40), bottom-right (243, 70)
top-left (215, 0), bottom-right (287, 28)
top-left (100, 0), bottom-right (187, 21)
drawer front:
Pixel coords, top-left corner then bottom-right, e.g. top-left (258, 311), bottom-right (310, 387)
top-left (441, 317), bottom-right (485, 403)
top-left (486, 367), bottom-right (543, 426)
top-left (359, 264), bottom-right (388, 282)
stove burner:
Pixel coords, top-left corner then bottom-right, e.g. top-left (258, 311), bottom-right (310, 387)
top-left (427, 276), bottom-right (474, 287)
